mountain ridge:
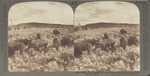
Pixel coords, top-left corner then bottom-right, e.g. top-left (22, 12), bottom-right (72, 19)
top-left (8, 22), bottom-right (139, 31)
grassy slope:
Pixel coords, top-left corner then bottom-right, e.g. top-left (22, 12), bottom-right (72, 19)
top-left (8, 26), bottom-right (140, 72)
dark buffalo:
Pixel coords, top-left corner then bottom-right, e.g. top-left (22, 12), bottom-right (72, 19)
top-left (37, 33), bottom-right (41, 39)
top-left (53, 29), bottom-right (60, 36)
top-left (128, 36), bottom-right (138, 46)
top-left (95, 39), bottom-right (115, 52)
top-left (53, 38), bottom-right (60, 51)
top-left (83, 38), bottom-right (98, 46)
top-left (120, 37), bottom-right (127, 50)
top-left (104, 33), bottom-right (108, 39)
top-left (61, 37), bottom-right (73, 47)
top-left (15, 38), bottom-right (32, 46)
top-left (120, 29), bottom-right (127, 35)
top-left (26, 39), bottom-right (48, 52)
top-left (8, 41), bottom-right (25, 57)
top-left (74, 42), bottom-right (92, 57)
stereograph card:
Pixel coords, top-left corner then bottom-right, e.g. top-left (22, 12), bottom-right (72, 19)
top-left (0, 0), bottom-right (150, 76)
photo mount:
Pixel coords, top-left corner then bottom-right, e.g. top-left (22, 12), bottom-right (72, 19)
top-left (0, 0), bottom-right (150, 76)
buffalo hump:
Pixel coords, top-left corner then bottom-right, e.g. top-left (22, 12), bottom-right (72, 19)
top-left (53, 29), bottom-right (60, 36)
top-left (61, 37), bottom-right (72, 47)
top-left (128, 36), bottom-right (138, 46)
top-left (8, 41), bottom-right (25, 57)
top-left (83, 38), bottom-right (98, 46)
top-left (74, 42), bottom-right (92, 57)
top-left (120, 29), bottom-right (127, 35)
top-left (95, 39), bottom-right (115, 52)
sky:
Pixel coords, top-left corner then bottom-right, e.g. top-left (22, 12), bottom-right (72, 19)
top-left (75, 1), bottom-right (139, 26)
top-left (8, 1), bottom-right (139, 26)
top-left (8, 2), bottom-right (73, 26)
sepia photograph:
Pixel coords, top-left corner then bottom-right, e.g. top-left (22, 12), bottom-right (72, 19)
top-left (74, 1), bottom-right (140, 71)
top-left (8, 2), bottom-right (74, 72)
top-left (8, 1), bottom-right (140, 72)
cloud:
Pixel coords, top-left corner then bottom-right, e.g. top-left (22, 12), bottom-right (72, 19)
top-left (9, 1), bottom-right (139, 26)
top-left (89, 9), bottom-right (113, 18)
top-left (75, 1), bottom-right (139, 25)
top-left (8, 2), bottom-right (73, 26)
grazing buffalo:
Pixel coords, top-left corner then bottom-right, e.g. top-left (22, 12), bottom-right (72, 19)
top-left (26, 39), bottom-right (48, 52)
top-left (61, 37), bottom-right (73, 47)
top-left (74, 42), bottom-right (92, 57)
top-left (53, 38), bottom-right (60, 51)
top-left (120, 37), bottom-right (127, 50)
top-left (104, 33), bottom-right (108, 39)
top-left (128, 36), bottom-right (138, 46)
top-left (8, 41), bottom-right (25, 57)
top-left (53, 29), bottom-right (60, 36)
top-left (37, 33), bottom-right (41, 39)
top-left (83, 38), bottom-right (98, 46)
top-left (95, 39), bottom-right (115, 52)
top-left (15, 38), bottom-right (32, 46)
top-left (120, 29), bottom-right (127, 35)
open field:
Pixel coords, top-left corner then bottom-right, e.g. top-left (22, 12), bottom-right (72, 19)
top-left (8, 25), bottom-right (140, 72)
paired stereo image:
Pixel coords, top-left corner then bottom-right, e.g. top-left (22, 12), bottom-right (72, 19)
top-left (8, 1), bottom-right (140, 72)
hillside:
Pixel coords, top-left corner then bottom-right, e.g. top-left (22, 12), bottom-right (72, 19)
top-left (74, 22), bottom-right (139, 31)
top-left (8, 22), bottom-right (139, 31)
top-left (8, 22), bottom-right (73, 30)
top-left (84, 22), bottom-right (139, 28)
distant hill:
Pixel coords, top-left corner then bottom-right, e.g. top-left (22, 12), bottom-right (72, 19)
top-left (74, 22), bottom-right (139, 31)
top-left (8, 22), bottom-right (73, 31)
top-left (84, 22), bottom-right (139, 28)
top-left (8, 22), bottom-right (139, 31)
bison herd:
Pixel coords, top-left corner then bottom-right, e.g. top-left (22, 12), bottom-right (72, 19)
top-left (74, 28), bottom-right (139, 57)
top-left (8, 29), bottom-right (73, 57)
top-left (8, 28), bottom-right (139, 58)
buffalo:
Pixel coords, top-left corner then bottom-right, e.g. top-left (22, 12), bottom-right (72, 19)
top-left (53, 29), bottom-right (60, 36)
top-left (120, 37), bottom-right (127, 50)
top-left (104, 33), bottom-right (108, 39)
top-left (120, 29), bottom-right (127, 35)
top-left (8, 41), bottom-right (25, 57)
top-left (15, 38), bottom-right (32, 46)
top-left (53, 38), bottom-right (60, 51)
top-left (61, 37), bottom-right (73, 47)
top-left (26, 39), bottom-right (48, 52)
top-left (74, 42), bottom-right (92, 57)
top-left (37, 33), bottom-right (41, 39)
top-left (95, 39), bottom-right (115, 52)
top-left (83, 38), bottom-right (98, 46)
top-left (128, 36), bottom-right (138, 46)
